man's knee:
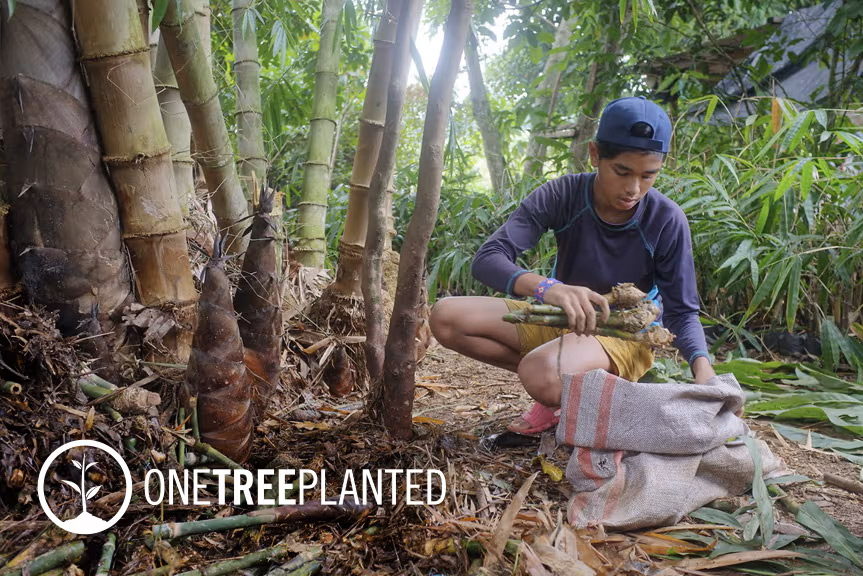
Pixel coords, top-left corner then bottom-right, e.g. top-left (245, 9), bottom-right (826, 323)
top-left (517, 353), bottom-right (561, 406)
top-left (429, 298), bottom-right (459, 347)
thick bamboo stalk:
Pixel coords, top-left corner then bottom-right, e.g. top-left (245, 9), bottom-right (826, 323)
top-left (465, 30), bottom-right (510, 197)
top-left (72, 0), bottom-right (198, 359)
top-left (234, 189), bottom-right (282, 416)
top-left (331, 0), bottom-right (402, 297)
top-left (94, 534), bottom-right (116, 576)
top-left (232, 0), bottom-right (268, 214)
top-left (153, 35), bottom-right (195, 215)
top-left (363, 0), bottom-right (418, 385)
top-left (378, 0), bottom-right (472, 438)
top-left (0, 381), bottom-right (21, 396)
top-left (0, 1), bottom-right (132, 352)
top-left (152, 503), bottom-right (372, 540)
top-left (161, 0), bottom-right (249, 253)
top-left (295, 0), bottom-right (346, 267)
top-left (0, 541), bottom-right (84, 576)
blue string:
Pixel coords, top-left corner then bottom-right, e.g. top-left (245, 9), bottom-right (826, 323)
top-left (640, 285), bottom-right (662, 333)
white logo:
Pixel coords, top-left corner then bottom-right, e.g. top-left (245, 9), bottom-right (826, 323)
top-left (37, 440), bottom-right (132, 535)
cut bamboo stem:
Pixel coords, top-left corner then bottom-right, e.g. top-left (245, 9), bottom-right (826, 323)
top-left (0, 381), bottom-right (22, 396)
top-left (79, 380), bottom-right (161, 415)
top-left (264, 548), bottom-right (323, 576)
top-left (131, 542), bottom-right (293, 576)
top-left (151, 502), bottom-right (372, 540)
top-left (280, 562), bottom-right (321, 576)
top-left (94, 534), bottom-right (116, 576)
top-left (0, 541), bottom-right (84, 576)
top-left (823, 472), bottom-right (863, 495)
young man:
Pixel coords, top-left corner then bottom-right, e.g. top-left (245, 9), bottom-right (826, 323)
top-left (429, 96), bottom-right (716, 434)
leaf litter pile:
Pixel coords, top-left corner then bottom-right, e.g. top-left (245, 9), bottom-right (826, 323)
top-left (1, 302), bottom-right (863, 575)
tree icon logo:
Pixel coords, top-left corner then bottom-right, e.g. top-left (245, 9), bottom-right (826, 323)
top-left (37, 440), bottom-right (132, 535)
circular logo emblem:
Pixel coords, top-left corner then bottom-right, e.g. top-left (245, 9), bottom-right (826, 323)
top-left (37, 440), bottom-right (132, 535)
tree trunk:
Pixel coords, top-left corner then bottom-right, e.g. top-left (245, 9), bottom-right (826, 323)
top-left (332, 0), bottom-right (402, 298)
top-left (363, 0), bottom-right (418, 387)
top-left (522, 16), bottom-right (574, 181)
top-left (569, 8), bottom-right (629, 172)
top-left (72, 0), bottom-right (198, 359)
top-left (465, 30), bottom-right (510, 197)
top-left (232, 0), bottom-right (268, 213)
top-left (378, 0), bottom-right (472, 438)
top-left (295, 0), bottom-right (346, 268)
top-left (0, 0), bottom-right (132, 356)
top-left (161, 0), bottom-right (249, 254)
top-left (153, 35), bottom-right (196, 215)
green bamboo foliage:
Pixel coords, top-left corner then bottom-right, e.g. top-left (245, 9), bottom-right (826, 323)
top-left (161, 0), bottom-right (249, 254)
top-left (295, 0), bottom-right (346, 268)
top-left (71, 0), bottom-right (198, 356)
top-left (153, 35), bottom-right (195, 215)
top-left (232, 0), bottom-right (268, 212)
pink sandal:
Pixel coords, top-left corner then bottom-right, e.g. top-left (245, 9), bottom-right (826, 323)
top-left (507, 402), bottom-right (561, 435)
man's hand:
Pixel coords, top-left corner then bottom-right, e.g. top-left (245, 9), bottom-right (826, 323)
top-left (543, 283), bottom-right (611, 334)
top-left (692, 356), bottom-right (716, 385)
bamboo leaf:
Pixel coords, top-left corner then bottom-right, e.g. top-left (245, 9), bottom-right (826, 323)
top-left (62, 479), bottom-right (82, 495)
top-left (742, 436), bottom-right (773, 546)
top-left (795, 501), bottom-right (863, 567)
top-left (755, 197), bottom-right (771, 234)
top-left (86, 485), bottom-right (101, 500)
top-left (704, 96), bottom-right (719, 124)
top-left (689, 507), bottom-right (743, 529)
top-left (151, 0), bottom-right (169, 32)
top-left (780, 111), bottom-right (813, 153)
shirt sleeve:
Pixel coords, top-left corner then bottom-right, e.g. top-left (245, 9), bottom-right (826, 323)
top-left (471, 177), bottom-right (572, 295)
top-left (653, 207), bottom-right (710, 365)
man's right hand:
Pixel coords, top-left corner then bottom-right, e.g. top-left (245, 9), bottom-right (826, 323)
top-left (543, 283), bottom-right (611, 334)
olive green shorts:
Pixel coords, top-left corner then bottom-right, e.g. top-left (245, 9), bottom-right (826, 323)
top-left (504, 299), bottom-right (654, 382)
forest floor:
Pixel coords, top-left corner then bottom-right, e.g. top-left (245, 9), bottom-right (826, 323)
top-left (2, 326), bottom-right (863, 576)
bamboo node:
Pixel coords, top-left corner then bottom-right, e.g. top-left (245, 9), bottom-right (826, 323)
top-left (338, 240), bottom-right (364, 259)
top-left (297, 201), bottom-right (329, 208)
top-left (80, 46), bottom-right (150, 62)
top-left (103, 146), bottom-right (173, 165)
top-left (360, 119), bottom-right (386, 128)
top-left (233, 59), bottom-right (261, 68)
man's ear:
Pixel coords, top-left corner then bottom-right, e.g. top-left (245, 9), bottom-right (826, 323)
top-left (588, 141), bottom-right (599, 168)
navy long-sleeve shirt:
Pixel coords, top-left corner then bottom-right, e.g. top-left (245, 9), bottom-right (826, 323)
top-left (472, 172), bottom-right (709, 365)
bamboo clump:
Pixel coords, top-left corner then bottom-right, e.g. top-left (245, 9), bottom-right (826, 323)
top-left (502, 283), bottom-right (675, 348)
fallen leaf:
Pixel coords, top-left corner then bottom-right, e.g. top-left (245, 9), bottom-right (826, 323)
top-left (677, 550), bottom-right (800, 570)
top-left (413, 416), bottom-right (446, 425)
top-left (292, 421), bottom-right (331, 430)
top-left (534, 455), bottom-right (564, 482)
top-left (484, 472), bottom-right (538, 569)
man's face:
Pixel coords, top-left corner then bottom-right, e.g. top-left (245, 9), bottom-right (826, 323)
top-left (589, 142), bottom-right (664, 214)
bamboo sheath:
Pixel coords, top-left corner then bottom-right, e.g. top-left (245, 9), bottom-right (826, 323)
top-left (332, 0), bottom-right (402, 297)
top-left (0, 1), bottom-right (132, 333)
top-left (72, 0), bottom-right (196, 313)
top-left (295, 0), bottom-right (347, 267)
top-left (161, 0), bottom-right (249, 254)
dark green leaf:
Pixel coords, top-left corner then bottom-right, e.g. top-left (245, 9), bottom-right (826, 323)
top-left (795, 501), bottom-right (863, 568)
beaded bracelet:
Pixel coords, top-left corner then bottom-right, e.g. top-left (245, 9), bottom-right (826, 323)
top-left (534, 278), bottom-right (562, 303)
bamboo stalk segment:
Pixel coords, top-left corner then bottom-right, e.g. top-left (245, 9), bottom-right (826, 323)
top-left (332, 0), bottom-right (402, 297)
top-left (295, 0), bottom-right (346, 267)
top-left (153, 35), bottom-right (195, 215)
top-left (71, 0), bottom-right (196, 323)
top-left (232, 0), bottom-right (267, 211)
top-left (160, 0), bottom-right (249, 254)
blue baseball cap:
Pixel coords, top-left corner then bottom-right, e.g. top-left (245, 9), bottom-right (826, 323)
top-left (595, 96), bottom-right (671, 153)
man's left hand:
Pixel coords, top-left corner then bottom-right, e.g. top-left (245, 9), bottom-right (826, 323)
top-left (692, 356), bottom-right (716, 385)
